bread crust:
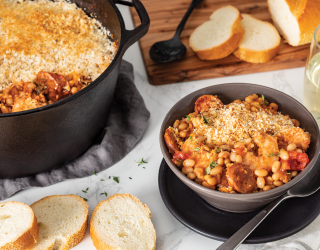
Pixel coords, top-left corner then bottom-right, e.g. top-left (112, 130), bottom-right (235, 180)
top-left (269, 0), bottom-right (320, 46)
top-left (90, 194), bottom-right (156, 250)
top-left (0, 201), bottom-right (39, 250)
top-left (233, 19), bottom-right (281, 63)
top-left (192, 14), bottom-right (245, 60)
top-left (28, 195), bottom-right (88, 250)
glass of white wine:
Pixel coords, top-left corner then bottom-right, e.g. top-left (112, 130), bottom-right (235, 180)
top-left (303, 24), bottom-right (320, 126)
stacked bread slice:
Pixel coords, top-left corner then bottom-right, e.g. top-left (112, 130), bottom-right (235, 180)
top-left (190, 5), bottom-right (281, 63)
top-left (268, 0), bottom-right (320, 46)
top-left (0, 194), bottom-right (155, 250)
top-left (0, 201), bottom-right (39, 250)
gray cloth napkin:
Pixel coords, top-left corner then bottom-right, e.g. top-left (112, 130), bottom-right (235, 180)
top-left (0, 60), bottom-right (150, 200)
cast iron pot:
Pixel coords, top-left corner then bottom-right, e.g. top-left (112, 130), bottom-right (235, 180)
top-left (0, 0), bottom-right (149, 178)
top-left (160, 83), bottom-right (320, 213)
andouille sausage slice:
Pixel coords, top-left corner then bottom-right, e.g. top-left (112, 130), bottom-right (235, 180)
top-left (164, 128), bottom-right (180, 154)
top-left (194, 95), bottom-right (224, 114)
top-left (226, 163), bottom-right (257, 194)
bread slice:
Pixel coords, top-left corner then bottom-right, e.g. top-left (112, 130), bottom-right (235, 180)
top-left (90, 194), bottom-right (156, 250)
top-left (233, 14), bottom-right (281, 63)
top-left (189, 5), bottom-right (245, 60)
top-left (268, 0), bottom-right (320, 46)
top-left (28, 195), bottom-right (89, 250)
top-left (0, 201), bottom-right (39, 250)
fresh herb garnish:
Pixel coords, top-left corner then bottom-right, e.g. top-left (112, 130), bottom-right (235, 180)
top-left (82, 187), bottom-right (89, 193)
top-left (113, 177), bottom-right (119, 183)
top-left (268, 152), bottom-right (280, 157)
top-left (187, 115), bottom-right (191, 122)
top-left (129, 177), bottom-right (132, 179)
top-left (206, 161), bottom-right (218, 175)
top-left (81, 197), bottom-right (88, 201)
top-left (216, 148), bottom-right (221, 153)
top-left (93, 171), bottom-right (97, 175)
top-left (143, 167), bottom-right (146, 169)
top-left (202, 115), bottom-right (209, 124)
top-left (193, 152), bottom-right (195, 156)
top-left (194, 147), bottom-right (200, 152)
top-left (100, 192), bottom-right (108, 197)
top-left (135, 158), bottom-right (148, 166)
top-left (260, 95), bottom-right (269, 106)
top-left (189, 136), bottom-right (197, 143)
top-left (100, 179), bottom-right (105, 181)
top-left (109, 176), bottom-right (111, 179)
top-left (287, 172), bottom-right (291, 175)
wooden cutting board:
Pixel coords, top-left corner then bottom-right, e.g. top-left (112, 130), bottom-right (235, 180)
top-left (130, 0), bottom-right (310, 85)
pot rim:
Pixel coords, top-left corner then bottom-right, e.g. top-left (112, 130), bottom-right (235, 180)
top-left (160, 83), bottom-right (320, 201)
top-left (0, 0), bottom-right (125, 118)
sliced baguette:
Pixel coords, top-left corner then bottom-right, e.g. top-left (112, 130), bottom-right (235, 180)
top-left (90, 194), bottom-right (156, 250)
top-left (28, 195), bottom-right (89, 250)
top-left (233, 14), bottom-right (281, 63)
top-left (0, 201), bottom-right (39, 250)
top-left (268, 0), bottom-right (320, 46)
top-left (189, 5), bottom-right (245, 60)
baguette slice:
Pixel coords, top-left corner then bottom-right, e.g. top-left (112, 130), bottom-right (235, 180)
top-left (28, 195), bottom-right (89, 250)
top-left (189, 5), bottom-right (245, 60)
top-left (268, 0), bottom-right (320, 46)
top-left (0, 201), bottom-right (39, 250)
top-left (233, 14), bottom-right (281, 63)
top-left (90, 194), bottom-right (156, 250)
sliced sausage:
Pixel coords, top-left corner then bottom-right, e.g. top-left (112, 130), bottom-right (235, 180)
top-left (36, 71), bottom-right (70, 102)
top-left (226, 163), bottom-right (257, 194)
top-left (164, 128), bottom-right (180, 154)
top-left (217, 169), bottom-right (234, 193)
top-left (194, 95), bottom-right (224, 114)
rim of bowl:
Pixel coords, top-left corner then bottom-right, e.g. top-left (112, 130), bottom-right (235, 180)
top-left (160, 83), bottom-right (320, 201)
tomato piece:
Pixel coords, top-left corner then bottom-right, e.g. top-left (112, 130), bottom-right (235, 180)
top-left (173, 151), bottom-right (185, 161)
top-left (280, 151), bottom-right (309, 171)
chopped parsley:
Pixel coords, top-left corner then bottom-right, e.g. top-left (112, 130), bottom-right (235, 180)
top-left (135, 158), bottom-right (148, 166)
top-left (206, 161), bottom-right (218, 175)
top-left (189, 136), bottom-right (198, 143)
top-left (260, 95), bottom-right (269, 106)
top-left (100, 192), bottom-right (108, 197)
top-left (81, 197), bottom-right (88, 201)
top-left (82, 187), bottom-right (89, 193)
top-left (194, 147), bottom-right (200, 152)
top-left (109, 176), bottom-right (111, 179)
top-left (216, 148), bottom-right (221, 153)
top-left (93, 171), bottom-right (97, 175)
top-left (202, 115), bottom-right (209, 124)
top-left (129, 177), bottom-right (132, 179)
top-left (113, 177), bottom-right (119, 183)
top-left (268, 152), bottom-right (280, 157)
top-left (287, 172), bottom-right (291, 175)
top-left (186, 115), bottom-right (191, 122)
top-left (100, 179), bottom-right (105, 181)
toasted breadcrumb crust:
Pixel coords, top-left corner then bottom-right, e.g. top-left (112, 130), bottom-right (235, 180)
top-left (0, 0), bottom-right (117, 90)
top-left (0, 201), bottom-right (39, 250)
top-left (90, 194), bottom-right (156, 250)
top-left (28, 195), bottom-right (88, 250)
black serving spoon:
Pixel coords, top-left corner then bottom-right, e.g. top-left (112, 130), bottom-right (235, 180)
top-left (149, 0), bottom-right (203, 63)
top-left (217, 164), bottom-right (320, 250)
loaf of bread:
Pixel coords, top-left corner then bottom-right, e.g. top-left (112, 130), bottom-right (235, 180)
top-left (0, 201), bottom-right (39, 250)
top-left (189, 5), bottom-right (245, 60)
top-left (90, 194), bottom-right (156, 250)
top-left (233, 14), bottom-right (281, 63)
top-left (28, 195), bottom-right (89, 250)
top-left (268, 0), bottom-right (320, 46)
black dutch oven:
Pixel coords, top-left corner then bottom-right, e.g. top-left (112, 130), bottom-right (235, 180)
top-left (0, 0), bottom-right (149, 178)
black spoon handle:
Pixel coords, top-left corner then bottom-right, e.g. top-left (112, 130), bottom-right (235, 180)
top-left (175, 0), bottom-right (203, 37)
top-left (216, 192), bottom-right (292, 250)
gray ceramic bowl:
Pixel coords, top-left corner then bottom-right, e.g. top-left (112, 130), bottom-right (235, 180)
top-left (160, 83), bottom-right (320, 213)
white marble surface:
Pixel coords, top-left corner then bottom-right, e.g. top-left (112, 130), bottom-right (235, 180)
top-left (3, 4), bottom-right (315, 250)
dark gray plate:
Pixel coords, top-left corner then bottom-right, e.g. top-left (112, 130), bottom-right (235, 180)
top-left (158, 158), bottom-right (320, 244)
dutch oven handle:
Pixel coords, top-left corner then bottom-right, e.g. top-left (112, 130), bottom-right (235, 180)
top-left (113, 0), bottom-right (150, 53)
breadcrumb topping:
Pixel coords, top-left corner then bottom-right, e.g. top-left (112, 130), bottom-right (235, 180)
top-left (192, 103), bottom-right (295, 146)
top-left (0, 0), bottom-right (117, 89)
